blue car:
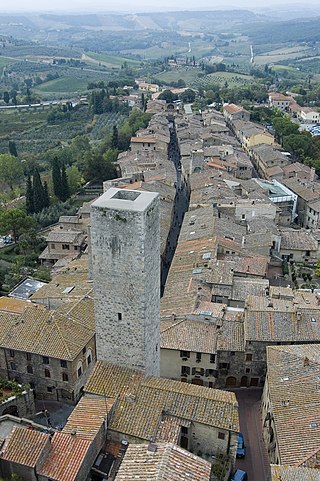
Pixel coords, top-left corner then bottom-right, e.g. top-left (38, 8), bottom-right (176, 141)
top-left (231, 469), bottom-right (248, 481)
top-left (236, 432), bottom-right (246, 458)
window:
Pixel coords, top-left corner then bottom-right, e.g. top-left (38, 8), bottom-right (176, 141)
top-left (47, 387), bottom-right (53, 393)
top-left (44, 369), bottom-right (51, 378)
top-left (82, 347), bottom-right (86, 355)
top-left (26, 352), bottom-right (32, 361)
top-left (180, 351), bottom-right (190, 359)
top-left (245, 354), bottom-right (253, 362)
top-left (230, 351), bottom-right (235, 356)
top-left (10, 362), bottom-right (17, 371)
top-left (27, 365), bottom-right (33, 374)
top-left (246, 368), bottom-right (251, 373)
top-left (210, 354), bottom-right (216, 363)
top-left (87, 354), bottom-right (92, 365)
top-left (77, 360), bottom-right (83, 378)
top-left (196, 352), bottom-right (202, 362)
top-left (118, 313), bottom-right (122, 321)
top-left (181, 366), bottom-right (190, 376)
top-left (62, 244), bottom-right (70, 250)
top-left (181, 426), bottom-right (188, 435)
top-left (30, 382), bottom-right (35, 389)
top-left (51, 243), bottom-right (55, 249)
top-left (62, 372), bottom-right (69, 382)
top-left (60, 360), bottom-right (67, 368)
top-left (209, 382), bottom-right (214, 388)
top-left (206, 369), bottom-right (215, 377)
top-left (192, 367), bottom-right (204, 376)
top-left (43, 356), bottom-right (49, 365)
top-left (218, 432), bottom-right (225, 440)
top-left (219, 363), bottom-right (230, 369)
top-left (74, 246), bottom-right (78, 250)
top-left (9, 349), bottom-right (14, 358)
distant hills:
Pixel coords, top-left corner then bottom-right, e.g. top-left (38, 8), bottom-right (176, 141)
top-left (0, 10), bottom-right (319, 46)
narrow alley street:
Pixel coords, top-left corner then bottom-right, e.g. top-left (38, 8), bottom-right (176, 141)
top-left (161, 116), bottom-right (189, 292)
top-left (231, 389), bottom-right (270, 481)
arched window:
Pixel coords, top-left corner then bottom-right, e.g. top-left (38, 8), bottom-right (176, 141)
top-left (44, 369), bottom-right (51, 378)
top-left (86, 349), bottom-right (92, 366)
top-left (77, 360), bottom-right (83, 378)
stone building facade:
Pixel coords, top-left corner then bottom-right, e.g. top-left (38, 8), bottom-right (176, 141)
top-left (91, 188), bottom-right (160, 376)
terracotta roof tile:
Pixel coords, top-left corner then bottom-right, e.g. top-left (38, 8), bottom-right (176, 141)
top-left (115, 443), bottom-right (211, 481)
top-left (39, 432), bottom-right (91, 481)
top-left (1, 427), bottom-right (49, 467)
top-left (266, 345), bottom-right (320, 466)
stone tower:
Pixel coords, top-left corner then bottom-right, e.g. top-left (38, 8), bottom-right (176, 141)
top-left (90, 187), bottom-right (160, 376)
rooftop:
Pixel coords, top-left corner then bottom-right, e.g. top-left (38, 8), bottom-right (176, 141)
top-left (91, 187), bottom-right (159, 213)
top-left (39, 432), bottom-right (91, 481)
top-left (62, 395), bottom-right (111, 441)
top-left (266, 344), bottom-right (320, 466)
top-left (271, 465), bottom-right (320, 481)
top-left (160, 318), bottom-right (218, 354)
top-left (0, 297), bottom-right (95, 360)
top-left (114, 443), bottom-right (211, 481)
top-left (0, 427), bottom-right (49, 467)
top-left (85, 361), bottom-right (239, 441)
top-left (280, 230), bottom-right (318, 251)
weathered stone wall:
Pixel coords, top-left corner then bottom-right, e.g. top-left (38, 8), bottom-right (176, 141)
top-left (91, 188), bottom-right (160, 376)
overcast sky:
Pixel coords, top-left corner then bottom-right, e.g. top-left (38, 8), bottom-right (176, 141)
top-left (1, 0), bottom-right (320, 13)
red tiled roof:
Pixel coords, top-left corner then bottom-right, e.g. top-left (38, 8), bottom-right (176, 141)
top-left (39, 432), bottom-right (91, 481)
top-left (1, 427), bottom-right (49, 467)
top-left (62, 395), bottom-right (112, 441)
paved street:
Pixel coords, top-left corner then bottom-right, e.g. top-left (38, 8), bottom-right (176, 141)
top-left (231, 388), bottom-right (270, 481)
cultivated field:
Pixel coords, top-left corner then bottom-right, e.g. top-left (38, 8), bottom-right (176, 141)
top-left (254, 45), bottom-right (313, 65)
top-left (84, 52), bottom-right (140, 68)
top-left (34, 77), bottom-right (90, 94)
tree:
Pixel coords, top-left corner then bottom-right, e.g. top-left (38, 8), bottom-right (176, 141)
top-left (0, 154), bottom-right (23, 190)
top-left (43, 181), bottom-right (50, 208)
top-left (52, 157), bottom-right (62, 199)
top-left (0, 209), bottom-right (36, 243)
top-left (315, 259), bottom-right (320, 276)
top-left (25, 175), bottom-right (34, 214)
top-left (3, 91), bottom-right (9, 104)
top-left (283, 133), bottom-right (313, 160)
top-left (32, 169), bottom-right (45, 213)
top-left (180, 89), bottom-right (196, 103)
top-left (67, 165), bottom-right (83, 195)
top-left (111, 125), bottom-right (119, 149)
top-left (60, 163), bottom-right (70, 202)
top-left (157, 90), bottom-right (178, 103)
top-left (8, 140), bottom-right (17, 157)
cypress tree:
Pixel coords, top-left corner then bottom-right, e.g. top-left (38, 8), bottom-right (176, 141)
top-left (33, 169), bottom-right (45, 213)
top-left (52, 157), bottom-right (62, 199)
top-left (60, 163), bottom-right (70, 202)
top-left (8, 140), bottom-right (18, 157)
top-left (25, 175), bottom-right (34, 214)
top-left (43, 181), bottom-right (50, 208)
top-left (111, 125), bottom-right (118, 149)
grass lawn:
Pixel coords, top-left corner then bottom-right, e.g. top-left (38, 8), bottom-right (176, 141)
top-left (0, 109), bottom-right (48, 135)
top-left (254, 45), bottom-right (313, 65)
top-left (155, 67), bottom-right (200, 85)
top-left (194, 71), bottom-right (254, 88)
top-left (0, 57), bottom-right (16, 75)
top-left (84, 52), bottom-right (140, 68)
top-left (34, 77), bottom-right (89, 94)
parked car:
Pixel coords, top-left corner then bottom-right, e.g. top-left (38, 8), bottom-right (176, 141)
top-left (236, 432), bottom-right (246, 458)
top-left (231, 469), bottom-right (248, 481)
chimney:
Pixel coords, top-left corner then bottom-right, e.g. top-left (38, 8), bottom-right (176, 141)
top-left (310, 167), bottom-right (316, 183)
top-left (303, 357), bottom-right (310, 367)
